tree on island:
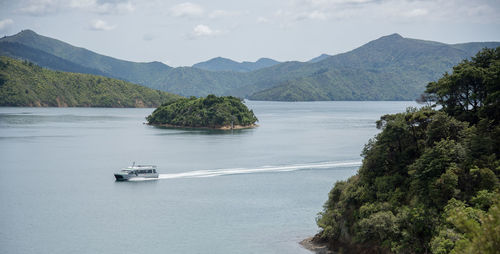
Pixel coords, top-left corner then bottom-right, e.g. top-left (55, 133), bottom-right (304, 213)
top-left (146, 95), bottom-right (258, 129)
top-left (315, 47), bottom-right (500, 254)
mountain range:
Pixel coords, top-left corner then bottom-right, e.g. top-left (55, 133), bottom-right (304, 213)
top-left (1, 30), bottom-right (499, 101)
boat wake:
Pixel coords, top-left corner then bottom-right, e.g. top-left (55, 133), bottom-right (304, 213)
top-left (128, 161), bottom-right (361, 181)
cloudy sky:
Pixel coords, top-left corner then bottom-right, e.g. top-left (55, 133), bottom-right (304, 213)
top-left (0, 0), bottom-right (499, 66)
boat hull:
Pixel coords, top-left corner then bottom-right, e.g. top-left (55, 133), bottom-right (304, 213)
top-left (114, 173), bottom-right (159, 181)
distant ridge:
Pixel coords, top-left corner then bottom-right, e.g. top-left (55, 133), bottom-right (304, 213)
top-left (192, 57), bottom-right (280, 72)
top-left (248, 34), bottom-right (500, 101)
top-left (0, 29), bottom-right (172, 85)
top-left (308, 54), bottom-right (332, 63)
top-left (1, 30), bottom-right (499, 101)
top-left (0, 41), bottom-right (107, 76)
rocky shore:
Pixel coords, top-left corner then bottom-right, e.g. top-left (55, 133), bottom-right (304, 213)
top-left (148, 123), bottom-right (258, 130)
top-left (300, 236), bottom-right (334, 254)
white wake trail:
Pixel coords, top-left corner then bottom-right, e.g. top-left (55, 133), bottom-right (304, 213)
top-left (145, 161), bottom-right (361, 181)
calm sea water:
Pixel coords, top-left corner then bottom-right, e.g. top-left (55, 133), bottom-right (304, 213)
top-left (0, 101), bottom-right (418, 254)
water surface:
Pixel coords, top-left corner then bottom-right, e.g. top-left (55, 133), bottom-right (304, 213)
top-left (0, 101), bottom-right (418, 254)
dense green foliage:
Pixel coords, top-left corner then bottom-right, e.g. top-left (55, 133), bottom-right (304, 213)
top-left (146, 95), bottom-right (258, 128)
top-left (0, 56), bottom-right (181, 107)
top-left (2, 30), bottom-right (499, 100)
top-left (316, 47), bottom-right (500, 253)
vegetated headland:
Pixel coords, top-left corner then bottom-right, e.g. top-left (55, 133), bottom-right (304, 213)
top-left (146, 95), bottom-right (258, 130)
top-left (0, 56), bottom-right (181, 107)
top-left (305, 47), bottom-right (500, 254)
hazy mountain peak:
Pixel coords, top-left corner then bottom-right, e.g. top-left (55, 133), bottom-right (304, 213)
top-left (308, 53), bottom-right (332, 63)
top-left (19, 29), bottom-right (35, 34)
top-left (6, 29), bottom-right (39, 41)
top-left (382, 33), bottom-right (403, 40)
top-left (254, 58), bottom-right (280, 66)
top-left (256, 57), bottom-right (276, 62)
top-left (193, 56), bottom-right (280, 72)
top-left (214, 56), bottom-right (233, 61)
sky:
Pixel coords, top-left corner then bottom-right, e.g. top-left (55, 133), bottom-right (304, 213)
top-left (0, 0), bottom-right (499, 67)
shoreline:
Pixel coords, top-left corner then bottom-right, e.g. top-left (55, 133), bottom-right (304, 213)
top-left (300, 237), bottom-right (334, 254)
top-left (147, 123), bottom-right (259, 130)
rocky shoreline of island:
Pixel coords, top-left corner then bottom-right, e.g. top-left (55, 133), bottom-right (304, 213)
top-left (147, 123), bottom-right (258, 130)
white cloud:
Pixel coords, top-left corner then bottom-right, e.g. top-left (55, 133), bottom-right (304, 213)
top-left (19, 0), bottom-right (59, 16)
top-left (170, 2), bottom-right (204, 18)
top-left (402, 8), bottom-right (428, 18)
top-left (0, 19), bottom-right (14, 30)
top-left (303, 0), bottom-right (374, 7)
top-left (18, 0), bottom-right (135, 16)
top-left (294, 10), bottom-right (328, 20)
top-left (188, 24), bottom-right (221, 39)
top-left (70, 0), bottom-right (135, 14)
top-left (193, 24), bottom-right (218, 36)
top-left (274, 0), bottom-right (500, 25)
top-left (89, 19), bottom-right (116, 31)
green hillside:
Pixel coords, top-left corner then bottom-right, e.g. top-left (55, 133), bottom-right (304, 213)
top-left (151, 66), bottom-right (250, 97)
top-left (249, 34), bottom-right (500, 101)
top-left (146, 95), bottom-right (258, 129)
top-left (0, 30), bottom-right (249, 97)
top-left (249, 68), bottom-right (425, 101)
top-left (0, 56), bottom-right (181, 107)
top-left (0, 30), bottom-right (172, 85)
top-left (2, 30), bottom-right (499, 100)
top-left (0, 41), bottom-right (107, 77)
top-left (314, 48), bottom-right (500, 253)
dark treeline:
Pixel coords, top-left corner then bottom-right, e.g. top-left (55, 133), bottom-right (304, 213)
top-left (315, 47), bottom-right (500, 254)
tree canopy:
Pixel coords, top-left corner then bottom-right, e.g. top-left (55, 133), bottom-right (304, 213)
top-left (422, 47), bottom-right (500, 124)
top-left (146, 95), bottom-right (258, 129)
top-left (316, 47), bottom-right (500, 254)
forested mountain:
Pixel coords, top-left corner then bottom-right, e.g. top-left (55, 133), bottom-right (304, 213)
top-left (2, 30), bottom-right (499, 100)
top-left (0, 56), bottom-right (180, 107)
top-left (249, 34), bottom-right (500, 100)
top-left (0, 41), bottom-right (107, 76)
top-left (308, 53), bottom-right (332, 63)
top-left (314, 47), bottom-right (500, 254)
top-left (192, 57), bottom-right (280, 72)
top-left (0, 30), bottom-right (250, 97)
top-left (0, 30), bottom-right (172, 85)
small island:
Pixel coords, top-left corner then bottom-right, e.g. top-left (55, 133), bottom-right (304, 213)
top-left (146, 95), bottom-right (258, 130)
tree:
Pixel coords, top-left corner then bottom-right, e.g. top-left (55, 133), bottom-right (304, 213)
top-left (422, 47), bottom-right (500, 124)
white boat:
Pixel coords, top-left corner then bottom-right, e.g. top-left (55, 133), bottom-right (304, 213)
top-left (114, 163), bottom-right (159, 181)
